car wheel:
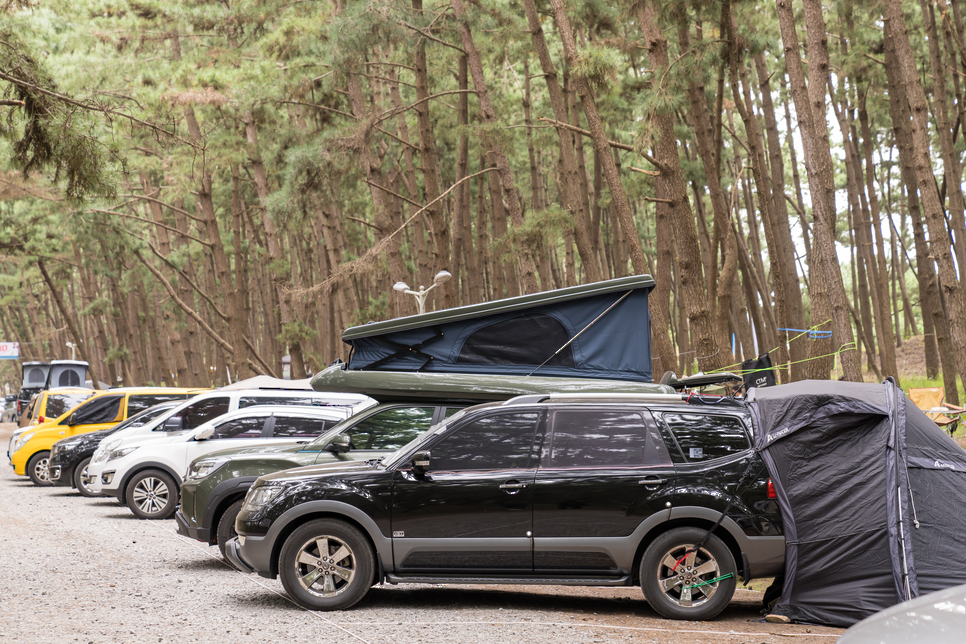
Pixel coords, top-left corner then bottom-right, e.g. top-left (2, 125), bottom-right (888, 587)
top-left (126, 470), bottom-right (178, 519)
top-left (27, 451), bottom-right (52, 486)
top-left (217, 500), bottom-right (244, 563)
top-left (279, 519), bottom-right (374, 611)
top-left (640, 527), bottom-right (737, 621)
top-left (73, 457), bottom-right (99, 497)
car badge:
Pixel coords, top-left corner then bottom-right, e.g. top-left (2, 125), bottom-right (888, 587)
top-left (393, 531), bottom-right (404, 538)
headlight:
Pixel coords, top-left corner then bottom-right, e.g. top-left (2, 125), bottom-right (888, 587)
top-left (241, 484), bottom-right (284, 513)
top-left (101, 438), bottom-right (122, 453)
top-left (186, 458), bottom-right (228, 481)
top-left (14, 432), bottom-right (35, 452)
top-left (107, 446), bottom-right (139, 461)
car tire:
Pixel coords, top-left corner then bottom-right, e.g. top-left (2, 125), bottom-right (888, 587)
top-left (27, 451), bottom-right (52, 486)
top-left (126, 470), bottom-right (178, 520)
top-left (217, 500), bottom-right (244, 564)
top-left (279, 518), bottom-right (375, 611)
top-left (640, 527), bottom-right (737, 621)
top-left (73, 457), bottom-right (99, 497)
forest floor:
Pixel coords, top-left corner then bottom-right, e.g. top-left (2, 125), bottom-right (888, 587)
top-left (0, 422), bottom-right (842, 644)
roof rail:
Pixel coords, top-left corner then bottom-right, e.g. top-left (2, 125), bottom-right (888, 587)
top-left (502, 393), bottom-right (687, 406)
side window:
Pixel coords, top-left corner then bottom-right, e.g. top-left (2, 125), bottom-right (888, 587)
top-left (209, 416), bottom-right (267, 440)
top-left (428, 411), bottom-right (539, 472)
top-left (548, 409), bottom-right (671, 468)
top-left (68, 395), bottom-right (123, 425)
top-left (126, 394), bottom-right (188, 416)
top-left (344, 407), bottom-right (435, 450)
top-left (271, 416), bottom-right (331, 439)
top-left (443, 407), bottom-right (463, 418)
top-left (239, 395), bottom-right (321, 408)
top-left (179, 397), bottom-right (231, 430)
top-left (661, 413), bottom-right (750, 463)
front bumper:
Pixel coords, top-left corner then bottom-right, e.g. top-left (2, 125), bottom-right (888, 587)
top-left (233, 533), bottom-right (275, 578)
top-left (224, 537), bottom-right (255, 574)
top-left (175, 509), bottom-right (211, 542)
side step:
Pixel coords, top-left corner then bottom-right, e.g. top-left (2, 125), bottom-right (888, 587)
top-left (385, 574), bottom-right (631, 586)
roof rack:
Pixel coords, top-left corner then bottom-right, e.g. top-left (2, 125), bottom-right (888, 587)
top-left (501, 392), bottom-right (746, 407)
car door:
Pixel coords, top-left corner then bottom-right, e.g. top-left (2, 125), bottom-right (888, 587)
top-left (530, 407), bottom-right (675, 576)
top-left (390, 409), bottom-right (542, 574)
top-left (180, 415), bottom-right (271, 471)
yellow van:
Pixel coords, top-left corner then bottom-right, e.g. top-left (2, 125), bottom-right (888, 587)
top-left (19, 387), bottom-right (100, 428)
top-left (11, 387), bottom-right (207, 485)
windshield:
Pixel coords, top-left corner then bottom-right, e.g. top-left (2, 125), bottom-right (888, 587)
top-left (381, 408), bottom-right (469, 468)
top-left (45, 392), bottom-right (97, 419)
top-left (104, 403), bottom-right (177, 436)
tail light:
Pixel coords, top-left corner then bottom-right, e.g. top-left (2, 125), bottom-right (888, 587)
top-left (38, 416), bottom-right (45, 423)
top-left (766, 478), bottom-right (777, 499)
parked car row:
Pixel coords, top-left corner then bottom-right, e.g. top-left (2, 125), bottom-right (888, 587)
top-left (8, 367), bottom-right (787, 621)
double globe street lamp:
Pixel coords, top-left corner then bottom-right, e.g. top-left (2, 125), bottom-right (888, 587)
top-left (393, 270), bottom-right (451, 314)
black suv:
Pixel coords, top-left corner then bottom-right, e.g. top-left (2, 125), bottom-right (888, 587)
top-left (226, 393), bottom-right (784, 620)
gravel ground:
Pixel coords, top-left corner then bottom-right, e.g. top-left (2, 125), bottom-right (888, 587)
top-left (0, 423), bottom-right (843, 644)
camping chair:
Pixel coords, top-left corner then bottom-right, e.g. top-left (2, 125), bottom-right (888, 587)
top-left (909, 387), bottom-right (966, 437)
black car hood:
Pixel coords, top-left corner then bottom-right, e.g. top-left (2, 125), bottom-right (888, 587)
top-left (256, 459), bottom-right (378, 485)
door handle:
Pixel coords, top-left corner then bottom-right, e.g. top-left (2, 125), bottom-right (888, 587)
top-left (639, 478), bottom-right (667, 485)
top-left (499, 482), bottom-right (528, 489)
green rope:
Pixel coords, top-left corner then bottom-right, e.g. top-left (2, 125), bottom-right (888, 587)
top-left (683, 572), bottom-right (734, 589)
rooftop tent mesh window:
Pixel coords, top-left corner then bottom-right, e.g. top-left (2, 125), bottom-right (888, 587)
top-left (456, 313), bottom-right (575, 367)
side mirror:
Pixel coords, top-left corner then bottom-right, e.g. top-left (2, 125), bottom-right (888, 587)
top-left (412, 450), bottom-right (431, 473)
top-left (67, 413), bottom-right (77, 426)
top-left (325, 434), bottom-right (351, 454)
top-left (195, 426), bottom-right (215, 441)
top-left (163, 416), bottom-right (184, 432)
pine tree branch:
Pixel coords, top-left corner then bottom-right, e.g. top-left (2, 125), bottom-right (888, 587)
top-left (537, 116), bottom-right (667, 172)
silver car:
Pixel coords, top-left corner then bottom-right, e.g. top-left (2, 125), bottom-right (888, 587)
top-left (839, 583), bottom-right (966, 643)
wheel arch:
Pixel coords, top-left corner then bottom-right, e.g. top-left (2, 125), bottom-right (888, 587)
top-left (118, 462), bottom-right (183, 505)
top-left (630, 511), bottom-right (747, 586)
top-left (265, 502), bottom-right (390, 581)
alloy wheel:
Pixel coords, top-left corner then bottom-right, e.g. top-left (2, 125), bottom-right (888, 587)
top-left (131, 476), bottom-right (170, 515)
top-left (654, 542), bottom-right (722, 608)
top-left (293, 534), bottom-right (356, 598)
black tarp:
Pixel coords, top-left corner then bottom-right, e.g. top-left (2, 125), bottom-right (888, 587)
top-left (747, 380), bottom-right (966, 627)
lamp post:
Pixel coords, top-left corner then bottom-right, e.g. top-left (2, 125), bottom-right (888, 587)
top-left (393, 270), bottom-right (451, 314)
top-left (65, 342), bottom-right (76, 361)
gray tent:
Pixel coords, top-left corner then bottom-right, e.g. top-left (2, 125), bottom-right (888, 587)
top-left (747, 379), bottom-right (966, 627)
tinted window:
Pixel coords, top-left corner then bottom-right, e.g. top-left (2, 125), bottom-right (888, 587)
top-left (549, 409), bottom-right (671, 468)
top-left (178, 397), bottom-right (231, 430)
top-left (344, 407), bottom-right (435, 450)
top-left (69, 395), bottom-right (123, 425)
top-left (661, 414), bottom-right (750, 462)
top-left (46, 392), bottom-right (97, 419)
top-left (429, 411), bottom-right (539, 471)
top-left (126, 394), bottom-right (189, 416)
top-left (209, 416), bottom-right (267, 440)
top-left (105, 404), bottom-right (175, 436)
top-left (239, 395), bottom-right (324, 408)
top-left (271, 416), bottom-right (331, 439)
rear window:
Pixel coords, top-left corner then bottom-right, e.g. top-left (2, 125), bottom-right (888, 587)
top-left (239, 395), bottom-right (328, 408)
top-left (45, 392), bottom-right (97, 419)
top-left (271, 416), bottom-right (332, 438)
top-left (548, 409), bottom-right (671, 468)
top-left (126, 394), bottom-right (190, 416)
top-left (660, 413), bottom-right (750, 463)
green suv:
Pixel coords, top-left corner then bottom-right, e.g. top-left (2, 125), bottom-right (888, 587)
top-left (176, 369), bottom-right (673, 561)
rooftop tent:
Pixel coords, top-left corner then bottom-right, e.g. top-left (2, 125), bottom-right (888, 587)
top-left (44, 360), bottom-right (89, 389)
top-left (21, 361), bottom-right (50, 388)
top-left (747, 380), bottom-right (966, 628)
top-left (342, 275), bottom-right (655, 382)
